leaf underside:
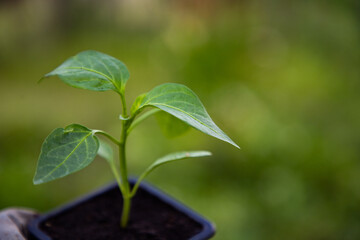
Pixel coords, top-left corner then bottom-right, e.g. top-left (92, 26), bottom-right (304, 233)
top-left (138, 151), bottom-right (212, 183)
top-left (97, 139), bottom-right (114, 164)
top-left (132, 151), bottom-right (212, 195)
top-left (33, 124), bottom-right (99, 184)
top-left (155, 111), bottom-right (190, 138)
top-left (138, 83), bottom-right (239, 148)
top-left (150, 151), bottom-right (212, 169)
top-left (44, 50), bottom-right (129, 93)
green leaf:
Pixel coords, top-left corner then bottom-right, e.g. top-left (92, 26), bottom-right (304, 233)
top-left (33, 124), bottom-right (99, 184)
top-left (130, 93), bottom-right (146, 115)
top-left (137, 83), bottom-right (239, 148)
top-left (127, 109), bottom-right (160, 134)
top-left (149, 151), bottom-right (212, 169)
top-left (97, 139), bottom-right (113, 164)
top-left (44, 50), bottom-right (129, 93)
top-left (155, 111), bottom-right (190, 138)
top-left (97, 139), bottom-right (125, 194)
top-left (130, 151), bottom-right (212, 197)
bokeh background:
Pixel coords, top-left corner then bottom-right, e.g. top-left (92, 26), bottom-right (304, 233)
top-left (1, 0), bottom-right (360, 239)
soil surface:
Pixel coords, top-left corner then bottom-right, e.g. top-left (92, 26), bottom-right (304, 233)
top-left (39, 185), bottom-right (203, 240)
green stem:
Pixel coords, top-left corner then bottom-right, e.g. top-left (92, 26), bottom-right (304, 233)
top-left (110, 159), bottom-right (126, 195)
top-left (121, 193), bottom-right (131, 227)
top-left (129, 167), bottom-right (148, 198)
top-left (119, 124), bottom-right (131, 227)
top-left (118, 92), bottom-right (132, 228)
top-left (120, 92), bottom-right (128, 117)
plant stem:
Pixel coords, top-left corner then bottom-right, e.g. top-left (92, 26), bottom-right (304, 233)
top-left (120, 92), bottom-right (128, 117)
top-left (121, 193), bottom-right (131, 228)
top-left (119, 92), bottom-right (132, 228)
top-left (119, 122), bottom-right (131, 227)
top-left (129, 168), bottom-right (148, 198)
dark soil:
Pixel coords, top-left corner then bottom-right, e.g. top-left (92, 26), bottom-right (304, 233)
top-left (39, 185), bottom-right (203, 240)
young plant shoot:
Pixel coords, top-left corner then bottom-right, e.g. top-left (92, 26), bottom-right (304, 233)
top-left (33, 50), bottom-right (239, 228)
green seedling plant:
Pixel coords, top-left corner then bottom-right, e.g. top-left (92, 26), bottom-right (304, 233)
top-left (33, 50), bottom-right (239, 228)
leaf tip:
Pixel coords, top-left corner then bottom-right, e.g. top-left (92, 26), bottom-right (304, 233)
top-left (233, 143), bottom-right (241, 149)
top-left (225, 138), bottom-right (240, 149)
top-left (33, 177), bottom-right (43, 185)
top-left (201, 151), bottom-right (212, 156)
top-left (37, 76), bottom-right (46, 84)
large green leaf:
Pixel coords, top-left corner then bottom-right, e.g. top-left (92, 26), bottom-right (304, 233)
top-left (44, 50), bottom-right (129, 93)
top-left (137, 83), bottom-right (239, 148)
top-left (33, 124), bottom-right (99, 184)
top-left (131, 151), bottom-right (212, 196)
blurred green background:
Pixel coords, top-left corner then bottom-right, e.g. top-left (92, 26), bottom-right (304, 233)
top-left (1, 0), bottom-right (360, 239)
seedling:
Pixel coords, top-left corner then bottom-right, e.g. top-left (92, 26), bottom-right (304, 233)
top-left (33, 50), bottom-right (239, 228)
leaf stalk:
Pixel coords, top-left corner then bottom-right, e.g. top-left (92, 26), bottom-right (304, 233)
top-left (93, 130), bottom-right (120, 146)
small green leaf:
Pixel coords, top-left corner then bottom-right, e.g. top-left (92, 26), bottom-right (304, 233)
top-left (33, 124), bottom-right (99, 184)
top-left (127, 109), bottom-right (160, 134)
top-left (97, 139), bottom-right (114, 164)
top-left (155, 111), bottom-right (190, 138)
top-left (137, 83), bottom-right (239, 148)
top-left (130, 151), bottom-right (212, 197)
top-left (149, 151), bottom-right (212, 169)
top-left (44, 50), bottom-right (129, 93)
top-left (97, 139), bottom-right (125, 194)
top-left (130, 93), bottom-right (146, 115)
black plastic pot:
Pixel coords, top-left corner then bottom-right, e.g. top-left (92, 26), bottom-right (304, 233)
top-left (28, 179), bottom-right (215, 240)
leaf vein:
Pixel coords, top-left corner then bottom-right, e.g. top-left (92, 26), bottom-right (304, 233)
top-left (146, 103), bottom-right (219, 135)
